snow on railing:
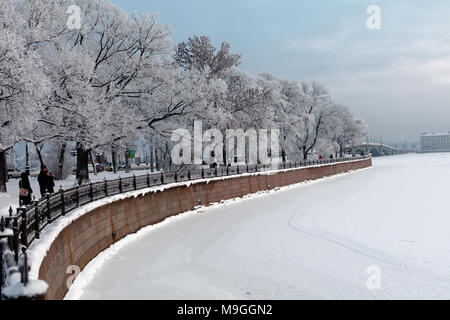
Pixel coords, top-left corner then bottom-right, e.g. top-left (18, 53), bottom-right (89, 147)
top-left (0, 155), bottom-right (370, 299)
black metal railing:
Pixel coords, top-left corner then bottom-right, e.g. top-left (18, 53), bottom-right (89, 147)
top-left (0, 155), bottom-right (370, 298)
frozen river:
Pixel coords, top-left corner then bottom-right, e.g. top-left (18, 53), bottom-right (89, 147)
top-left (66, 153), bottom-right (450, 299)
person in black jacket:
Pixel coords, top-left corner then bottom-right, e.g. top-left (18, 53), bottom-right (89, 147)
top-left (38, 165), bottom-right (49, 198)
top-left (19, 172), bottom-right (33, 206)
top-left (47, 171), bottom-right (55, 194)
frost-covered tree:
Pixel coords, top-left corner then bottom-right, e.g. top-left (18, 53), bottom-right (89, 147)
top-left (175, 35), bottom-right (241, 80)
top-left (0, 1), bottom-right (51, 193)
top-left (260, 74), bottom-right (308, 162)
top-left (19, 0), bottom-right (175, 184)
top-left (292, 82), bottom-right (331, 160)
top-left (330, 105), bottom-right (367, 157)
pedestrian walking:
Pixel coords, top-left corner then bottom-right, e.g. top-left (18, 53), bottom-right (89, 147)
top-left (38, 165), bottom-right (49, 198)
top-left (19, 172), bottom-right (33, 206)
top-left (47, 170), bottom-right (55, 194)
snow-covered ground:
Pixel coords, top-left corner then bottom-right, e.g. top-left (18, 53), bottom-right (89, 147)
top-left (66, 153), bottom-right (450, 299)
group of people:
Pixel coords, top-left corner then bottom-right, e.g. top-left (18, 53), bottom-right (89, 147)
top-left (318, 155), bottom-right (335, 160)
top-left (18, 165), bottom-right (55, 206)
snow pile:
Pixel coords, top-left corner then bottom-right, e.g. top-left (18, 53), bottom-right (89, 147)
top-left (2, 280), bottom-right (48, 299)
top-left (1, 239), bottom-right (47, 300)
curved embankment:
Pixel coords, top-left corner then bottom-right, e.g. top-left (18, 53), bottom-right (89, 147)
top-left (36, 158), bottom-right (371, 300)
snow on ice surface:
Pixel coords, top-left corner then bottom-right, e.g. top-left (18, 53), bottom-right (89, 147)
top-left (62, 153), bottom-right (450, 299)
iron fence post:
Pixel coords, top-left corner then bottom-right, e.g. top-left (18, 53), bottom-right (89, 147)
top-left (133, 174), bottom-right (137, 190)
top-left (147, 173), bottom-right (150, 187)
top-left (60, 187), bottom-right (65, 216)
top-left (46, 194), bottom-right (51, 223)
top-left (34, 204), bottom-right (40, 239)
top-left (104, 178), bottom-right (108, 197)
top-left (12, 217), bottom-right (19, 262)
top-left (119, 177), bottom-right (123, 193)
top-left (201, 168), bottom-right (204, 179)
top-left (75, 186), bottom-right (79, 207)
top-left (20, 247), bottom-right (28, 286)
top-left (188, 170), bottom-right (191, 180)
top-left (20, 216), bottom-right (27, 247)
top-left (174, 172), bottom-right (178, 182)
top-left (161, 172), bottom-right (164, 184)
top-left (89, 182), bottom-right (93, 201)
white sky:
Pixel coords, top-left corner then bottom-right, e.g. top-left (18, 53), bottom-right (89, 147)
top-left (113, 0), bottom-right (450, 142)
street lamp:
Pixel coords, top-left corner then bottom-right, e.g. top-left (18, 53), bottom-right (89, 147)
top-left (25, 143), bottom-right (30, 175)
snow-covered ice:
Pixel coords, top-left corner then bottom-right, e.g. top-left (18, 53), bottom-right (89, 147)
top-left (66, 153), bottom-right (450, 299)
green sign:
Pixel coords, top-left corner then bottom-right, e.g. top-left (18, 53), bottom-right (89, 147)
top-left (129, 149), bottom-right (135, 159)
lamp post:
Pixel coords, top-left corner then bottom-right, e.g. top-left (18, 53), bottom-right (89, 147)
top-left (25, 143), bottom-right (30, 175)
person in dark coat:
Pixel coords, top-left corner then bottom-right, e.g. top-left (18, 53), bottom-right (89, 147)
top-left (19, 172), bottom-right (33, 206)
top-left (47, 171), bottom-right (55, 194)
top-left (38, 165), bottom-right (49, 198)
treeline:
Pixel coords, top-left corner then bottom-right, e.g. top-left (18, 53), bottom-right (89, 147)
top-left (0, 0), bottom-right (366, 193)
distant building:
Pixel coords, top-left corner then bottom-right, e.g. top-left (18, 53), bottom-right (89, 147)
top-left (420, 132), bottom-right (450, 152)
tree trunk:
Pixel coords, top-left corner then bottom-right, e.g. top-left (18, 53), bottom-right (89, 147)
top-left (303, 146), bottom-right (308, 160)
top-left (35, 145), bottom-right (44, 170)
top-left (111, 145), bottom-right (117, 174)
top-left (0, 150), bottom-right (7, 193)
top-left (165, 141), bottom-right (171, 172)
top-left (89, 150), bottom-right (97, 175)
top-left (155, 149), bottom-right (159, 171)
top-left (223, 141), bottom-right (227, 166)
top-left (56, 142), bottom-right (66, 180)
top-left (150, 145), bottom-right (154, 172)
top-left (76, 143), bottom-right (89, 185)
top-left (125, 148), bottom-right (130, 173)
top-left (281, 148), bottom-right (286, 163)
top-left (339, 145), bottom-right (344, 158)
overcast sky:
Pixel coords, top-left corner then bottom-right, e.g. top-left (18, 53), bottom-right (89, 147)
top-left (112, 0), bottom-right (450, 143)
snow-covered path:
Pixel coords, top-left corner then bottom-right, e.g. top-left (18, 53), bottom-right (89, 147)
top-left (66, 154), bottom-right (450, 299)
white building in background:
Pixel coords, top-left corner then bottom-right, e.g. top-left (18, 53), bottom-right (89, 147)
top-left (420, 132), bottom-right (450, 152)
